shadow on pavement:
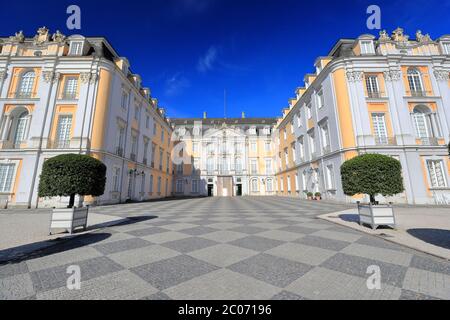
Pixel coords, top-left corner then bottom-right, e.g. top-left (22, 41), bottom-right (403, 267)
top-left (0, 215), bottom-right (158, 265)
top-left (407, 228), bottom-right (450, 250)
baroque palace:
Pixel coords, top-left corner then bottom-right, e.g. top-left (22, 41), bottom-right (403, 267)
top-left (0, 27), bottom-right (449, 208)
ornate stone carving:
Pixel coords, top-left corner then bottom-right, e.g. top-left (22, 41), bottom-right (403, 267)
top-left (346, 71), bottom-right (364, 82)
top-left (80, 73), bottom-right (91, 84)
top-left (433, 70), bottom-right (450, 81)
top-left (9, 30), bottom-right (25, 43)
top-left (53, 72), bottom-right (61, 83)
top-left (52, 30), bottom-right (66, 43)
top-left (89, 73), bottom-right (98, 84)
top-left (416, 30), bottom-right (432, 43)
top-left (383, 70), bottom-right (402, 82)
top-left (33, 27), bottom-right (50, 45)
top-left (42, 71), bottom-right (54, 83)
top-left (379, 30), bottom-right (390, 41)
top-left (0, 70), bottom-right (7, 81)
top-left (392, 27), bottom-right (409, 43)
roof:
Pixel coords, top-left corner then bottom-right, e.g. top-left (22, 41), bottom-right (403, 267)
top-left (170, 118), bottom-right (278, 126)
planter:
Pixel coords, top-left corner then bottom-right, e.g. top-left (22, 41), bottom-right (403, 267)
top-left (357, 202), bottom-right (396, 230)
top-left (49, 206), bottom-right (89, 235)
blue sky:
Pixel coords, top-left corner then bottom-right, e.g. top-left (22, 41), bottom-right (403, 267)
top-left (1, 0), bottom-right (449, 119)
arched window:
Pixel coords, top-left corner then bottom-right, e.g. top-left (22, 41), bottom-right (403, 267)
top-left (251, 178), bottom-right (259, 193)
top-left (13, 111), bottom-right (29, 147)
top-left (18, 71), bottom-right (35, 98)
top-left (266, 178), bottom-right (273, 193)
top-left (407, 68), bottom-right (424, 95)
top-left (412, 106), bottom-right (431, 138)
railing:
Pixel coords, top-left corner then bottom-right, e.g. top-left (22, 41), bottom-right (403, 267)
top-left (420, 137), bottom-right (439, 146)
top-left (13, 91), bottom-right (36, 99)
top-left (409, 90), bottom-right (432, 97)
top-left (115, 147), bottom-right (124, 157)
top-left (60, 92), bottom-right (78, 100)
top-left (48, 139), bottom-right (71, 149)
top-left (367, 91), bottom-right (386, 99)
top-left (375, 136), bottom-right (397, 146)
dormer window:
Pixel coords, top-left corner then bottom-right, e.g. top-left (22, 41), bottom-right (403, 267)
top-left (69, 41), bottom-right (84, 56)
top-left (441, 42), bottom-right (450, 55)
top-left (360, 40), bottom-right (375, 55)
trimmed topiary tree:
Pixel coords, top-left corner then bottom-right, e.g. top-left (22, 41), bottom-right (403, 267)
top-left (340, 153), bottom-right (404, 204)
top-left (38, 154), bottom-right (107, 208)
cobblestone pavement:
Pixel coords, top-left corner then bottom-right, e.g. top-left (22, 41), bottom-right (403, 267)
top-left (1, 197), bottom-right (449, 300)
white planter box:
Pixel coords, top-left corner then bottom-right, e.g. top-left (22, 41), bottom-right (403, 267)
top-left (357, 203), bottom-right (396, 230)
top-left (49, 207), bottom-right (89, 235)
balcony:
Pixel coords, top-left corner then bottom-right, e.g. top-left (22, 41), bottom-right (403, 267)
top-left (59, 92), bottom-right (78, 100)
top-left (13, 91), bottom-right (36, 99)
top-left (115, 147), bottom-right (124, 157)
top-left (419, 137), bottom-right (439, 146)
top-left (375, 137), bottom-right (397, 146)
top-left (366, 91), bottom-right (386, 99)
top-left (408, 90), bottom-right (432, 97)
top-left (48, 139), bottom-right (71, 149)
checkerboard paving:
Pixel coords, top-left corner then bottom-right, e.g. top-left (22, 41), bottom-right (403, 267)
top-left (1, 197), bottom-right (449, 300)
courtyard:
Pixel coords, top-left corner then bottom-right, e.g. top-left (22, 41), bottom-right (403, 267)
top-left (1, 197), bottom-right (449, 300)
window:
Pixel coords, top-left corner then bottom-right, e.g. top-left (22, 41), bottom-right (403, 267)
top-left (149, 175), bottom-right (154, 193)
top-left (157, 177), bottom-right (162, 193)
top-left (290, 121), bottom-right (294, 134)
top-left (151, 143), bottom-right (156, 167)
top-left (320, 123), bottom-right (330, 150)
top-left (411, 105), bottom-right (440, 140)
top-left (306, 103), bottom-right (312, 119)
top-left (441, 42), bottom-right (450, 55)
top-left (251, 179), bottom-right (258, 192)
top-left (265, 159), bottom-right (272, 175)
top-left (250, 141), bottom-right (257, 152)
top-left (280, 177), bottom-right (284, 192)
top-left (291, 143), bottom-right (297, 162)
top-left (116, 126), bottom-right (125, 156)
top-left (193, 158), bottom-right (200, 172)
top-left (284, 148), bottom-right (289, 167)
top-left (63, 77), bottom-right (78, 99)
top-left (159, 148), bottom-right (163, 170)
top-left (13, 111), bottom-right (29, 147)
top-left (166, 153), bottom-right (170, 173)
top-left (55, 115), bottom-right (72, 148)
top-left (193, 142), bottom-right (199, 153)
top-left (302, 171), bottom-right (308, 191)
top-left (161, 129), bottom-right (165, 143)
top-left (134, 106), bottom-right (140, 121)
top-left (295, 174), bottom-right (300, 192)
top-left (121, 92), bottom-right (128, 110)
top-left (143, 141), bottom-right (149, 163)
top-left (326, 165), bottom-right (335, 190)
top-left (264, 141), bottom-right (271, 152)
top-left (298, 137), bottom-right (304, 160)
top-left (219, 157), bottom-right (229, 175)
top-left (130, 135), bottom-right (137, 161)
top-left (266, 179), bottom-right (273, 192)
top-left (145, 116), bottom-right (150, 129)
top-left (207, 143), bottom-right (214, 154)
top-left (371, 113), bottom-right (388, 144)
top-left (192, 180), bottom-right (199, 193)
top-left (153, 121), bottom-right (157, 135)
top-left (251, 159), bottom-right (257, 174)
top-left (366, 75), bottom-right (379, 98)
top-left (69, 41), bottom-right (83, 56)
top-left (297, 113), bottom-right (302, 127)
top-left (18, 71), bottom-right (35, 98)
top-left (427, 160), bottom-right (447, 188)
top-left (308, 130), bottom-right (315, 155)
top-left (287, 176), bottom-right (291, 193)
top-left (176, 179), bottom-right (184, 193)
top-left (0, 163), bottom-right (15, 192)
top-left (207, 158), bottom-right (214, 174)
top-left (407, 68), bottom-right (424, 95)
top-left (317, 90), bottom-right (324, 109)
top-left (177, 164), bottom-right (183, 174)
top-left (360, 40), bottom-right (374, 54)
top-left (235, 157), bottom-right (242, 174)
top-left (140, 173), bottom-right (146, 194)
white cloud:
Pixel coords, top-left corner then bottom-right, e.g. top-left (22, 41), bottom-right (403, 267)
top-left (165, 73), bottom-right (190, 97)
top-left (197, 46), bottom-right (218, 73)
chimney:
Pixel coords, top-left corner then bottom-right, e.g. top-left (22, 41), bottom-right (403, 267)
top-left (241, 111), bottom-right (246, 119)
top-left (203, 111), bottom-right (207, 119)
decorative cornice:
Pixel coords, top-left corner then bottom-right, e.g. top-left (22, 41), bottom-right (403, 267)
top-left (433, 70), bottom-right (450, 81)
top-left (41, 71), bottom-right (61, 83)
top-left (90, 72), bottom-right (98, 84)
top-left (80, 72), bottom-right (91, 84)
top-left (383, 70), bottom-right (402, 82)
top-left (346, 71), bottom-right (364, 82)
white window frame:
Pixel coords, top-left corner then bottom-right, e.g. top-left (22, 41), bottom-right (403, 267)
top-left (427, 159), bottom-right (447, 188)
top-left (0, 161), bottom-right (17, 193)
top-left (360, 40), bottom-right (374, 55)
top-left (69, 41), bottom-right (84, 56)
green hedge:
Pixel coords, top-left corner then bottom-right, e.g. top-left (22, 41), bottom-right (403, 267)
top-left (340, 153), bottom-right (404, 203)
top-left (38, 154), bottom-right (106, 206)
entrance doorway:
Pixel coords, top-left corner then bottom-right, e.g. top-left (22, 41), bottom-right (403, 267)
top-left (236, 184), bottom-right (242, 196)
top-left (207, 184), bottom-right (214, 197)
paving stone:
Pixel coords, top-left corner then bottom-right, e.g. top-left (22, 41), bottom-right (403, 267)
top-left (0, 262), bottom-right (28, 279)
top-left (402, 268), bottom-right (450, 300)
top-left (312, 229), bottom-right (362, 242)
top-left (410, 255), bottom-right (450, 275)
top-left (267, 243), bottom-right (336, 266)
top-left (126, 227), bottom-right (169, 237)
top-left (93, 238), bottom-right (152, 255)
top-left (179, 226), bottom-right (219, 236)
top-left (131, 255), bottom-right (219, 290)
top-left (295, 235), bottom-right (350, 251)
top-left (188, 244), bottom-right (258, 267)
top-left (0, 273), bottom-right (35, 300)
top-left (107, 245), bottom-right (180, 268)
top-left (161, 237), bottom-right (218, 253)
top-left (229, 236), bottom-right (284, 252)
top-left (141, 231), bottom-right (191, 244)
top-left (271, 290), bottom-right (307, 300)
top-left (199, 230), bottom-right (247, 243)
top-left (341, 243), bottom-right (413, 267)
